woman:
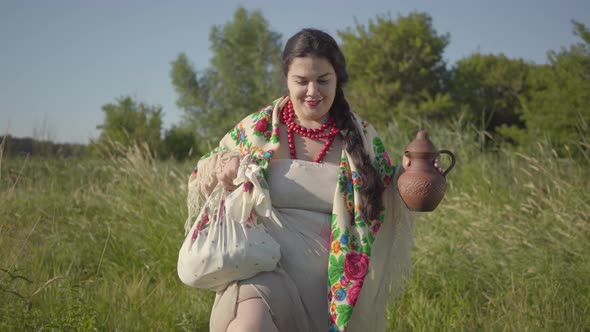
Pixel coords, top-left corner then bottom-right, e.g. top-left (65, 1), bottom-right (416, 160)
top-left (184, 28), bottom-right (436, 332)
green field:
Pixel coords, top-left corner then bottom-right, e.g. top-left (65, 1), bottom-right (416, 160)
top-left (1, 131), bottom-right (589, 331)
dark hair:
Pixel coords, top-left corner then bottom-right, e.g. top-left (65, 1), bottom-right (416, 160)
top-left (282, 28), bottom-right (384, 220)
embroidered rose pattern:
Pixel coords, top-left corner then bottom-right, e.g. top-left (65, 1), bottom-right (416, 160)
top-left (343, 252), bottom-right (369, 280)
top-left (253, 117), bottom-right (269, 133)
top-left (246, 211), bottom-right (255, 224)
top-left (192, 211), bottom-right (210, 241)
top-left (371, 221), bottom-right (382, 234)
top-left (372, 136), bottom-right (396, 188)
top-left (251, 107), bottom-right (273, 141)
top-left (346, 281), bottom-right (363, 306)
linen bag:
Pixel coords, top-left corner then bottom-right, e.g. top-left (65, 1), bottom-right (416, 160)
top-left (177, 160), bottom-right (281, 291)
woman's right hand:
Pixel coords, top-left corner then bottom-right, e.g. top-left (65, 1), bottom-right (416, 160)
top-left (216, 154), bottom-right (241, 191)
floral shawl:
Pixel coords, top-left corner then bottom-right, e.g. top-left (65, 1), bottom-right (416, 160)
top-left (188, 96), bottom-right (407, 331)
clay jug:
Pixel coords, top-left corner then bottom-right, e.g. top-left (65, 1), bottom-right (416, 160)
top-left (397, 130), bottom-right (456, 211)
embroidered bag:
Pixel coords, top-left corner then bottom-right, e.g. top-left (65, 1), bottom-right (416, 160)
top-left (177, 160), bottom-right (281, 291)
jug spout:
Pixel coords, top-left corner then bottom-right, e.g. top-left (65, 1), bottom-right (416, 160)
top-left (405, 131), bottom-right (437, 154)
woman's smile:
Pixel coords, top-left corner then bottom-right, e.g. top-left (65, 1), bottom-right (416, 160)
top-left (305, 99), bottom-right (322, 107)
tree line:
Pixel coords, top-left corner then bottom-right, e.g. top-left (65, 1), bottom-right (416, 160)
top-left (0, 135), bottom-right (87, 158)
top-left (94, 8), bottom-right (589, 160)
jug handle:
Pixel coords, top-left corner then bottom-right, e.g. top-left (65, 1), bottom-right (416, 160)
top-left (439, 150), bottom-right (456, 176)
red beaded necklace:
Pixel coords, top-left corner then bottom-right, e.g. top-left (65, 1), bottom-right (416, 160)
top-left (280, 99), bottom-right (339, 163)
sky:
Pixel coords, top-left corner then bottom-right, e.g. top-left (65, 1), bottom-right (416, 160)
top-left (1, 0), bottom-right (589, 144)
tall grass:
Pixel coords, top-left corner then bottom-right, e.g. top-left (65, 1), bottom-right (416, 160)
top-left (1, 128), bottom-right (589, 331)
top-left (0, 144), bottom-right (211, 331)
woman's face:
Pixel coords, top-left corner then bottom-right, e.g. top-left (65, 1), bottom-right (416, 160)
top-left (286, 56), bottom-right (337, 123)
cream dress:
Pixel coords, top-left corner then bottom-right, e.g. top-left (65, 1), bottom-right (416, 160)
top-left (206, 158), bottom-right (415, 332)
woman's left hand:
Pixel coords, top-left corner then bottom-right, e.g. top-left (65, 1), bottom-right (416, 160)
top-left (402, 154), bottom-right (443, 174)
top-left (433, 155), bottom-right (443, 174)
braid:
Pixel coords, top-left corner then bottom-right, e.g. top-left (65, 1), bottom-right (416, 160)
top-left (331, 87), bottom-right (384, 220)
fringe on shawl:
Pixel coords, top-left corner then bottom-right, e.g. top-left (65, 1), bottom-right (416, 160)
top-left (383, 166), bottom-right (418, 304)
top-left (347, 166), bottom-right (417, 332)
top-left (185, 150), bottom-right (241, 234)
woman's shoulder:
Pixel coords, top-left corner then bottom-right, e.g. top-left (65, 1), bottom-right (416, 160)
top-left (349, 110), bottom-right (370, 126)
top-left (349, 109), bottom-right (379, 137)
top-left (220, 96), bottom-right (284, 148)
top-left (237, 96), bottom-right (284, 126)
